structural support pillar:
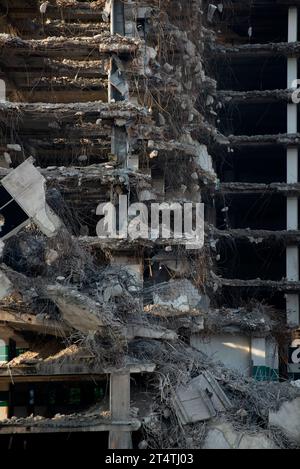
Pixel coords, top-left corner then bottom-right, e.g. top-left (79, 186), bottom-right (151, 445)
top-left (109, 372), bottom-right (132, 449)
top-left (286, 6), bottom-right (300, 327)
top-left (251, 337), bottom-right (267, 381)
top-left (0, 79), bottom-right (5, 103)
top-left (109, 0), bottom-right (132, 169)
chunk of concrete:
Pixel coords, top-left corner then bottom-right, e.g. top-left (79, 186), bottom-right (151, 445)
top-left (125, 324), bottom-right (177, 341)
top-left (173, 371), bottom-right (232, 425)
top-left (153, 279), bottom-right (203, 313)
top-left (1, 158), bottom-right (62, 238)
top-left (269, 397), bottom-right (300, 443)
top-left (203, 422), bottom-right (277, 449)
top-left (0, 270), bottom-right (13, 299)
top-left (202, 428), bottom-right (231, 449)
top-left (110, 69), bottom-right (129, 98)
top-left (103, 284), bottom-right (123, 302)
top-left (239, 434), bottom-right (277, 450)
top-left (46, 285), bottom-right (109, 333)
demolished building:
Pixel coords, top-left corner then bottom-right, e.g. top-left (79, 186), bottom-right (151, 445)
top-left (0, 0), bottom-right (299, 450)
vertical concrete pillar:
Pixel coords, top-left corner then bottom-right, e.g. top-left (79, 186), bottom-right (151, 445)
top-left (287, 246), bottom-right (299, 281)
top-left (251, 337), bottom-right (267, 381)
top-left (111, 0), bottom-right (125, 35)
top-left (287, 147), bottom-right (298, 183)
top-left (287, 6), bottom-right (299, 327)
top-left (109, 372), bottom-right (132, 449)
top-left (288, 58), bottom-right (298, 89)
top-left (287, 197), bottom-right (298, 230)
top-left (0, 80), bottom-right (6, 103)
top-left (288, 7), bottom-right (298, 42)
top-left (109, 0), bottom-right (131, 168)
top-left (251, 337), bottom-right (279, 381)
top-left (111, 126), bottom-right (128, 165)
top-left (0, 80), bottom-right (7, 168)
top-left (287, 294), bottom-right (300, 327)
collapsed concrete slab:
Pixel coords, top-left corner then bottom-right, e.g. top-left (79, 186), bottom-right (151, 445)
top-left (46, 284), bottom-right (177, 340)
top-left (45, 285), bottom-right (111, 333)
top-left (125, 325), bottom-right (177, 341)
top-left (1, 158), bottom-right (61, 239)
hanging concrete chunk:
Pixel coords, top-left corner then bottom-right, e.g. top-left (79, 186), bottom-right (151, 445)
top-left (46, 285), bottom-right (109, 333)
top-left (1, 158), bottom-right (62, 238)
top-left (0, 269), bottom-right (13, 300)
top-left (173, 371), bottom-right (232, 425)
top-left (110, 70), bottom-right (129, 98)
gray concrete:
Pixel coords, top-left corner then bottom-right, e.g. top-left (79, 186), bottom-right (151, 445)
top-left (269, 397), bottom-right (300, 443)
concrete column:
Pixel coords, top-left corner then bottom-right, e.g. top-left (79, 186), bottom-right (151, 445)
top-left (288, 58), bottom-right (298, 89)
top-left (287, 246), bottom-right (299, 281)
top-left (251, 337), bottom-right (267, 381)
top-left (111, 0), bottom-right (125, 35)
top-left (251, 337), bottom-right (278, 381)
top-left (109, 1), bottom-right (131, 168)
top-left (287, 147), bottom-right (298, 183)
top-left (287, 6), bottom-right (299, 327)
top-left (287, 198), bottom-right (298, 230)
top-left (111, 126), bottom-right (128, 164)
top-left (287, 294), bottom-right (300, 327)
top-left (0, 79), bottom-right (6, 102)
top-left (109, 373), bottom-right (132, 449)
top-left (288, 7), bottom-right (298, 42)
top-left (287, 103), bottom-right (297, 133)
top-left (0, 80), bottom-right (8, 168)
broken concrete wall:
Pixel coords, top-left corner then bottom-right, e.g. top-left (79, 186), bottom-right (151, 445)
top-left (191, 334), bottom-right (252, 375)
top-left (152, 279), bottom-right (204, 313)
top-left (191, 334), bottom-right (279, 379)
top-left (1, 158), bottom-right (62, 239)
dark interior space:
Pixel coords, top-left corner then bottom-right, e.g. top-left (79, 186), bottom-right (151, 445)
top-left (216, 194), bottom-right (286, 230)
top-left (26, 145), bottom-right (110, 168)
top-left (216, 146), bottom-right (286, 183)
top-left (0, 432), bottom-right (109, 450)
top-left (0, 185), bottom-right (29, 239)
top-left (218, 102), bottom-right (287, 136)
top-left (214, 57), bottom-right (287, 91)
top-left (215, 2), bottom-right (288, 44)
top-left (9, 380), bottom-right (109, 418)
top-left (216, 239), bottom-right (286, 281)
top-left (214, 287), bottom-right (286, 312)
